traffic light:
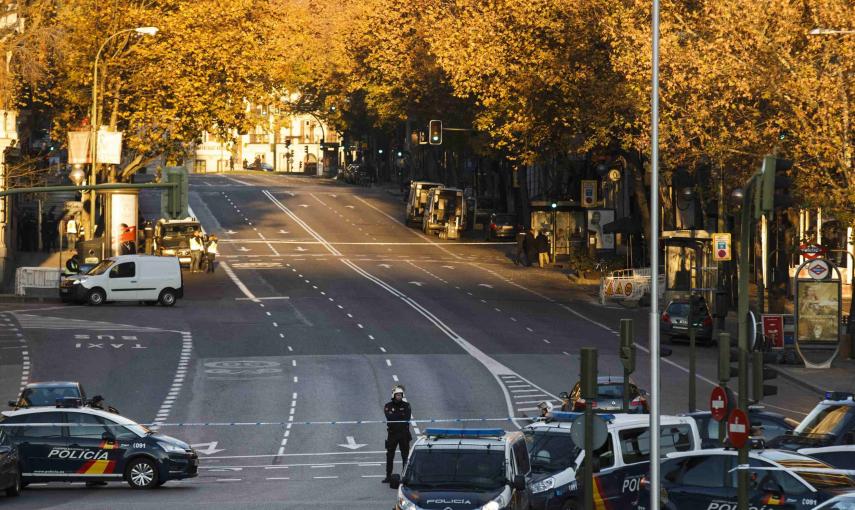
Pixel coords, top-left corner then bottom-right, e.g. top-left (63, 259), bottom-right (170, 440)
top-left (718, 332), bottom-right (738, 384)
top-left (751, 351), bottom-right (778, 402)
top-left (619, 319), bottom-right (635, 374)
top-left (162, 167), bottom-right (188, 220)
top-left (285, 138), bottom-right (291, 148)
top-left (760, 155), bottom-right (794, 213)
top-left (580, 348), bottom-right (598, 400)
top-left (429, 120), bottom-right (442, 145)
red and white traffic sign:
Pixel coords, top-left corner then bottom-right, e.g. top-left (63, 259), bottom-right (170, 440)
top-left (727, 408), bottom-right (749, 448)
top-left (800, 243), bottom-right (827, 261)
top-left (710, 386), bottom-right (729, 422)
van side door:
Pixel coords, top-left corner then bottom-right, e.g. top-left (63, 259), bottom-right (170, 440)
top-left (107, 262), bottom-right (138, 300)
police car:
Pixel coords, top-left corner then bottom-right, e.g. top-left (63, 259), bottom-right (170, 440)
top-left (524, 412), bottom-right (701, 510)
top-left (0, 402), bottom-right (197, 489)
top-left (768, 392), bottom-right (855, 470)
top-left (635, 448), bottom-right (855, 510)
top-left (390, 428), bottom-right (530, 510)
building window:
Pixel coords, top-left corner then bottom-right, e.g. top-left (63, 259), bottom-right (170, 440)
top-left (194, 159), bottom-right (206, 173)
top-left (249, 133), bottom-right (269, 144)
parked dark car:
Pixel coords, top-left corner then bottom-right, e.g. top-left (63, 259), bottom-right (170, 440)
top-left (484, 213), bottom-right (517, 240)
top-left (246, 161), bottom-right (273, 171)
top-left (661, 298), bottom-right (713, 344)
top-left (686, 408), bottom-right (798, 448)
top-left (0, 429), bottom-right (21, 497)
top-left (568, 375), bottom-right (649, 413)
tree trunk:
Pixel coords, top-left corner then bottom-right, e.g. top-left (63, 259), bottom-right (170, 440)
top-left (627, 154), bottom-right (651, 241)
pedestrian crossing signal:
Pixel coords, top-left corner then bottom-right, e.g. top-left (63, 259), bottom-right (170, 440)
top-left (429, 120), bottom-right (442, 145)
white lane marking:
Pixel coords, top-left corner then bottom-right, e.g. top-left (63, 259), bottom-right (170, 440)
top-left (152, 331), bottom-right (193, 429)
top-left (256, 231), bottom-right (280, 256)
top-left (220, 261), bottom-right (259, 303)
top-left (278, 393), bottom-right (299, 456)
top-left (340, 259), bottom-right (557, 429)
top-left (310, 193), bottom-right (328, 207)
top-left (263, 190), bottom-right (342, 256)
top-left (223, 176), bottom-right (251, 186)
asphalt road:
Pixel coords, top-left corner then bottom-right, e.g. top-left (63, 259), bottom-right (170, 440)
top-left (0, 172), bottom-right (824, 509)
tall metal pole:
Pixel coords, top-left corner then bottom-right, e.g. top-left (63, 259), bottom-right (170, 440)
top-left (737, 176), bottom-right (756, 510)
top-left (649, 1), bottom-right (662, 509)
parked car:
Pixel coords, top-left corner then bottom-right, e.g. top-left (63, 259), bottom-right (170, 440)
top-left (0, 429), bottom-right (21, 497)
top-left (567, 375), bottom-right (649, 413)
top-left (686, 408), bottom-right (798, 448)
top-left (246, 161), bottom-right (273, 171)
top-left (661, 298), bottom-right (713, 344)
top-left (484, 213), bottom-right (517, 240)
top-left (59, 255), bottom-right (183, 306)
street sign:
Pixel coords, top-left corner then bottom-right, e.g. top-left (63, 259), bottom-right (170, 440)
top-left (581, 180), bottom-right (597, 207)
top-left (762, 314), bottom-right (785, 350)
top-left (800, 243), bottom-right (827, 261)
top-left (727, 408), bottom-right (749, 448)
top-left (712, 233), bottom-right (732, 262)
top-left (807, 259), bottom-right (830, 280)
top-left (709, 386), bottom-right (730, 422)
top-left (570, 413), bottom-right (609, 450)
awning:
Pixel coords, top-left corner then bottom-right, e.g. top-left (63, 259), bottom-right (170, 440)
top-left (602, 216), bottom-right (642, 235)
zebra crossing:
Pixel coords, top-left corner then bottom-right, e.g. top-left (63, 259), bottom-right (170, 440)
top-left (498, 374), bottom-right (559, 415)
top-left (12, 313), bottom-right (171, 333)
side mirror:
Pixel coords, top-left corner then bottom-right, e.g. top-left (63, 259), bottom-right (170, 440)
top-left (389, 473), bottom-right (401, 489)
top-left (512, 474), bottom-right (527, 491)
top-left (7, 400), bottom-right (16, 407)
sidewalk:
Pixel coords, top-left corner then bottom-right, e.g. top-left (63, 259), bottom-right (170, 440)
top-left (772, 358), bottom-right (855, 395)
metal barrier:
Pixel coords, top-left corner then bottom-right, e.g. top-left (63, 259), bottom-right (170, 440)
top-left (599, 268), bottom-right (664, 305)
top-left (15, 267), bottom-right (62, 296)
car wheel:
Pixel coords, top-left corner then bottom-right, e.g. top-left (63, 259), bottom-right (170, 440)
top-left (158, 288), bottom-right (177, 307)
top-left (5, 470), bottom-right (21, 497)
top-left (126, 458), bottom-right (158, 489)
top-left (87, 288), bottom-right (106, 306)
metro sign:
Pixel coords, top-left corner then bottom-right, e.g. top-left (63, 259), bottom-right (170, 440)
top-left (800, 243), bottom-right (827, 261)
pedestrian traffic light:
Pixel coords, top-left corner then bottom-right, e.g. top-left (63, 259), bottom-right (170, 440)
top-left (429, 120), bottom-right (442, 145)
top-left (580, 348), bottom-right (598, 400)
top-left (619, 319), bottom-right (635, 374)
top-left (751, 351), bottom-right (778, 402)
top-left (760, 155), bottom-right (794, 213)
top-left (718, 332), bottom-right (739, 384)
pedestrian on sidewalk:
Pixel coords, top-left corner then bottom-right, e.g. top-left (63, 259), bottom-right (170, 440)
top-left (523, 228), bottom-right (537, 267)
top-left (514, 226), bottom-right (527, 266)
top-left (189, 231), bottom-right (204, 273)
top-left (382, 385), bottom-right (412, 484)
top-left (536, 231), bottom-right (550, 268)
top-left (65, 216), bottom-right (79, 251)
top-left (205, 235), bottom-right (218, 273)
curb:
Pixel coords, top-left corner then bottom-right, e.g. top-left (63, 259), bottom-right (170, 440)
top-left (769, 366), bottom-right (825, 395)
top-left (0, 294), bottom-right (61, 304)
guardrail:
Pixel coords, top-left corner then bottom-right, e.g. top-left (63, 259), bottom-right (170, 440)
top-left (15, 267), bottom-right (62, 296)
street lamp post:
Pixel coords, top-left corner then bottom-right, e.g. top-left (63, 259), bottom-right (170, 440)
top-left (87, 26), bottom-right (158, 239)
top-left (649, 1), bottom-right (662, 509)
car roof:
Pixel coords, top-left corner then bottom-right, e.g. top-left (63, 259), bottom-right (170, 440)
top-left (22, 381), bottom-right (80, 389)
top-left (665, 447), bottom-right (817, 464)
top-left (1, 406), bottom-right (138, 425)
top-left (596, 375), bottom-right (628, 384)
top-left (686, 408), bottom-right (787, 420)
top-left (526, 414), bottom-right (694, 433)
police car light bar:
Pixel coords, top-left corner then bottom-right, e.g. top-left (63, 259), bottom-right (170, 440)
top-left (424, 428), bottom-right (505, 438)
top-left (551, 411), bottom-right (616, 423)
top-left (825, 391), bottom-right (855, 401)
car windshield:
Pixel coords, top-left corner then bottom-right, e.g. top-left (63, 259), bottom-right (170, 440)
top-left (20, 386), bottom-right (80, 406)
top-left (775, 459), bottom-right (855, 490)
top-left (525, 430), bottom-right (579, 474)
top-left (794, 404), bottom-right (855, 438)
top-left (405, 449), bottom-right (506, 490)
top-left (86, 260), bottom-right (114, 275)
top-left (598, 384), bottom-right (624, 399)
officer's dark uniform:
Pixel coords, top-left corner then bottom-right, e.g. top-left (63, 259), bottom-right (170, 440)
top-left (383, 398), bottom-right (412, 480)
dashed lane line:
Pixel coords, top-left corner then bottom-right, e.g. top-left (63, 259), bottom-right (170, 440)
top-left (152, 331), bottom-right (193, 429)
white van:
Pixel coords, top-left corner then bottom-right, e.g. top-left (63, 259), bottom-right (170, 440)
top-left (59, 255), bottom-right (184, 306)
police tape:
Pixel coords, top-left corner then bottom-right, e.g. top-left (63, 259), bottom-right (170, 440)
top-left (0, 416), bottom-right (539, 428)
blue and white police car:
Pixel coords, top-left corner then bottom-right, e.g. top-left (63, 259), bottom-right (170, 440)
top-left (0, 402), bottom-right (197, 489)
top-left (524, 412), bottom-right (701, 510)
top-left (390, 428), bottom-right (531, 510)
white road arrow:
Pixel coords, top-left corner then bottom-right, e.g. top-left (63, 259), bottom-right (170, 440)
top-left (224, 230), bottom-right (238, 235)
top-left (298, 204), bottom-right (309, 208)
top-left (295, 246), bottom-right (307, 252)
top-left (441, 265), bottom-right (455, 270)
top-left (191, 441), bottom-right (226, 455)
top-left (286, 191), bottom-right (296, 197)
top-left (330, 194), bottom-right (337, 198)
top-left (337, 436), bottom-right (366, 450)
top-left (378, 264), bottom-right (392, 269)
top-left (408, 281), bottom-right (424, 287)
top-left (345, 205), bottom-right (355, 209)
top-left (279, 230), bottom-right (290, 234)
top-left (478, 283), bottom-right (494, 289)
top-left (238, 247), bottom-right (251, 252)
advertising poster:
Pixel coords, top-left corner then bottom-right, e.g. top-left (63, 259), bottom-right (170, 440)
top-left (587, 209), bottom-right (614, 249)
top-left (110, 193), bottom-right (138, 256)
top-left (797, 281), bottom-right (839, 343)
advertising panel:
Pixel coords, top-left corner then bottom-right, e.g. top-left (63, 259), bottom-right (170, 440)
top-left (796, 280), bottom-right (839, 344)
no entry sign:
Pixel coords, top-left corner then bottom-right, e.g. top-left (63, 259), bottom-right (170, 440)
top-left (710, 386), bottom-right (730, 422)
top-left (727, 409), bottom-right (749, 448)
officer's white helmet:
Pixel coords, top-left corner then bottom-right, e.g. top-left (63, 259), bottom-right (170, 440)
top-left (391, 385), bottom-right (405, 398)
top-left (538, 401), bottom-right (553, 413)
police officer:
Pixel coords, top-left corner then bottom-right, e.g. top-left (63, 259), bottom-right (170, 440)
top-left (382, 385), bottom-right (412, 484)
